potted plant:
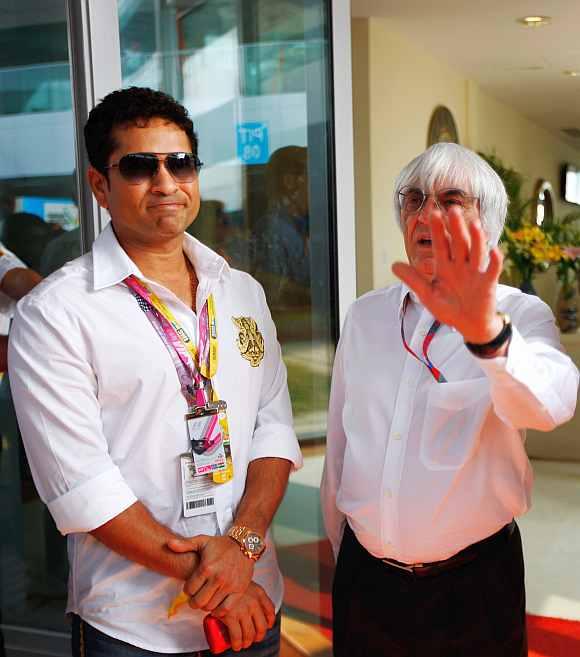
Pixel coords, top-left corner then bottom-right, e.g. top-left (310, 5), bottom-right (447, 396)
top-left (544, 213), bottom-right (580, 332)
top-left (501, 224), bottom-right (566, 294)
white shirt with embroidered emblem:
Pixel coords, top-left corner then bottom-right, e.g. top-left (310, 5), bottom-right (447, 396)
top-left (321, 283), bottom-right (578, 565)
top-left (8, 223), bottom-right (302, 653)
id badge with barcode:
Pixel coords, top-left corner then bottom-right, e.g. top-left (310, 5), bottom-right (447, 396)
top-left (180, 454), bottom-right (217, 517)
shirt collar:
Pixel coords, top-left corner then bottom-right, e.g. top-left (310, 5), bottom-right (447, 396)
top-left (92, 222), bottom-right (230, 291)
top-left (397, 283), bottom-right (422, 319)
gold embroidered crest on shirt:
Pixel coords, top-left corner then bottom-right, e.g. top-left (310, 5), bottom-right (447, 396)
top-left (232, 317), bottom-right (264, 367)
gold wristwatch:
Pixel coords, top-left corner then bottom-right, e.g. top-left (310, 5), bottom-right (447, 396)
top-left (227, 525), bottom-right (266, 561)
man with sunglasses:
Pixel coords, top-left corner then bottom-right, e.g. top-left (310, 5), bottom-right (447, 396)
top-left (322, 143), bottom-right (578, 657)
top-left (8, 86), bottom-right (302, 656)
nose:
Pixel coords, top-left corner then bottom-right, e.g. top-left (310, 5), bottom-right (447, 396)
top-left (416, 195), bottom-right (442, 225)
top-left (150, 159), bottom-right (178, 194)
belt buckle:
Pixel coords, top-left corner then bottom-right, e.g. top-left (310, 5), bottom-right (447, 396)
top-left (382, 558), bottom-right (424, 574)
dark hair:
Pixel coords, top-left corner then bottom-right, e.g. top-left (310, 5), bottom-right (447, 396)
top-left (84, 87), bottom-right (198, 174)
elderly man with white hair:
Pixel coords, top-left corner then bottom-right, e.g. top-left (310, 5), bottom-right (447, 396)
top-left (321, 143), bottom-right (579, 657)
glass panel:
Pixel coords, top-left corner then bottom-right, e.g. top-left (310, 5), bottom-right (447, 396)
top-left (0, 0), bottom-right (80, 649)
top-left (119, 0), bottom-right (336, 442)
top-left (118, 2), bottom-right (336, 649)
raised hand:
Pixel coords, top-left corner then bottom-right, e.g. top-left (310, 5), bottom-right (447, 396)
top-left (167, 534), bottom-right (254, 611)
top-left (392, 207), bottom-right (504, 345)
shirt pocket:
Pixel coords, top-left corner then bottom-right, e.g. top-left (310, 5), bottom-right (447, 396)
top-left (419, 378), bottom-right (490, 471)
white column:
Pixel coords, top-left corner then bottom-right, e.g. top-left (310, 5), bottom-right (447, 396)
top-left (332, 0), bottom-right (357, 331)
top-left (66, 0), bottom-right (122, 249)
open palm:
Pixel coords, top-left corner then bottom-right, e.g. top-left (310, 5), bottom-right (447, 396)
top-left (392, 208), bottom-right (504, 344)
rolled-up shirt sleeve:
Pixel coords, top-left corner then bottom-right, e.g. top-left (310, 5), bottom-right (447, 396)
top-left (8, 295), bottom-right (137, 535)
top-left (474, 294), bottom-right (579, 431)
top-left (248, 284), bottom-right (302, 469)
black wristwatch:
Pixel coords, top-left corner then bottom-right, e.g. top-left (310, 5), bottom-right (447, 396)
top-left (465, 313), bottom-right (512, 358)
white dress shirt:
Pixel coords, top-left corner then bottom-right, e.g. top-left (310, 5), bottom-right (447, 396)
top-left (8, 224), bottom-right (302, 653)
top-left (321, 283), bottom-right (578, 565)
top-left (0, 242), bottom-right (26, 333)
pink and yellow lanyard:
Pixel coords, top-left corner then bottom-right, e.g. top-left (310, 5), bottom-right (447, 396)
top-left (124, 274), bottom-right (218, 408)
top-left (125, 275), bottom-right (232, 486)
top-left (400, 294), bottom-right (447, 383)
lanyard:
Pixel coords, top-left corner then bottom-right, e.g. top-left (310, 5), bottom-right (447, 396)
top-left (400, 295), bottom-right (447, 383)
top-left (124, 275), bottom-right (218, 408)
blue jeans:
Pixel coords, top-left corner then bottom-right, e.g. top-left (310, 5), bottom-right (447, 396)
top-left (71, 613), bottom-right (281, 657)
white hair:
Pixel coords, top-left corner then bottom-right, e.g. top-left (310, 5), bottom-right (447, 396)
top-left (393, 143), bottom-right (508, 247)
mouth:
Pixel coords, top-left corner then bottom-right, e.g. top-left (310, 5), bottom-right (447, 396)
top-left (416, 236), bottom-right (432, 247)
top-left (148, 202), bottom-right (184, 209)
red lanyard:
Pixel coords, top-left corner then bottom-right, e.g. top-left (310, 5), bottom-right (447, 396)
top-left (400, 295), bottom-right (447, 383)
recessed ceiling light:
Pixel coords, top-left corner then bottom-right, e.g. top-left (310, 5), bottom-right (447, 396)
top-left (563, 70), bottom-right (580, 77)
top-left (517, 15), bottom-right (551, 27)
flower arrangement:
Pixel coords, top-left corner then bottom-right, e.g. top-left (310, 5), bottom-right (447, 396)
top-left (543, 213), bottom-right (580, 291)
top-left (502, 225), bottom-right (568, 289)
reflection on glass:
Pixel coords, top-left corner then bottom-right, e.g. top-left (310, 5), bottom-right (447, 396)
top-left (119, 1), bottom-right (335, 648)
top-left (0, 0), bottom-right (80, 648)
top-left (119, 0), bottom-right (335, 441)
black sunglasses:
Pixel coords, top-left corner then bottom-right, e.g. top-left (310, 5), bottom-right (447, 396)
top-left (105, 152), bottom-right (203, 184)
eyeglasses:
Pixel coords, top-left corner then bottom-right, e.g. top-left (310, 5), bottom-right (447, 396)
top-left (398, 187), bottom-right (478, 217)
top-left (105, 152), bottom-right (203, 185)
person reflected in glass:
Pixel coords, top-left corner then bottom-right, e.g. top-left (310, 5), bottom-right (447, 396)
top-left (39, 175), bottom-right (81, 276)
top-left (0, 244), bottom-right (42, 369)
top-left (0, 245), bottom-right (41, 657)
top-left (253, 146), bottom-right (310, 312)
top-left (1, 211), bottom-right (62, 274)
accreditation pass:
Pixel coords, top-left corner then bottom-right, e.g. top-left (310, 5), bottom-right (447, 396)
top-left (180, 454), bottom-right (217, 517)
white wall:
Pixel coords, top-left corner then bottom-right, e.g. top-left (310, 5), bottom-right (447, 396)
top-left (353, 16), bottom-right (580, 305)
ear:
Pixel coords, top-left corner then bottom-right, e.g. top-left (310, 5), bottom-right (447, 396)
top-left (87, 166), bottom-right (110, 209)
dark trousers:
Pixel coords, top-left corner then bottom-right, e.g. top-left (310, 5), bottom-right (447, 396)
top-left (71, 613), bottom-right (281, 657)
top-left (332, 523), bottom-right (527, 657)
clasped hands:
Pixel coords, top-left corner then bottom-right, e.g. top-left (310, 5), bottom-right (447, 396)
top-left (393, 208), bottom-right (505, 346)
top-left (168, 534), bottom-right (275, 651)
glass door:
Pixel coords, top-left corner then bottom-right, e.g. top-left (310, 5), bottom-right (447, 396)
top-left (118, 1), bottom-right (337, 648)
top-left (0, 1), bottom-right (80, 653)
top-left (119, 0), bottom-right (337, 441)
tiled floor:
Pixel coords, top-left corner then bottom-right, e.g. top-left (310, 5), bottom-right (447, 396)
top-left (519, 459), bottom-right (580, 621)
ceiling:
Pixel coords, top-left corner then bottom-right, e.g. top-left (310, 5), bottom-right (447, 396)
top-left (351, 0), bottom-right (580, 150)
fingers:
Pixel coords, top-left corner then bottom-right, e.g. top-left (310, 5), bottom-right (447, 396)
top-left (185, 564), bottom-right (227, 602)
top-left (251, 583), bottom-right (275, 628)
top-left (167, 534), bottom-right (210, 554)
top-left (216, 593), bottom-right (270, 652)
top-left (483, 246), bottom-right (503, 285)
top-left (429, 214), bottom-right (452, 269)
top-left (447, 208), bottom-right (471, 263)
top-left (187, 580), bottom-right (224, 611)
top-left (222, 616), bottom-right (243, 652)
top-left (468, 219), bottom-right (487, 272)
top-left (249, 605), bottom-right (268, 644)
top-left (195, 585), bottom-right (229, 612)
top-left (239, 612), bottom-right (256, 649)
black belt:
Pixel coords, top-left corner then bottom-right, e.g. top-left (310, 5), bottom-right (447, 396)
top-left (358, 521), bottom-right (515, 578)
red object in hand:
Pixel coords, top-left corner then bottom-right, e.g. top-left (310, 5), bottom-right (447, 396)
top-left (204, 614), bottom-right (231, 654)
